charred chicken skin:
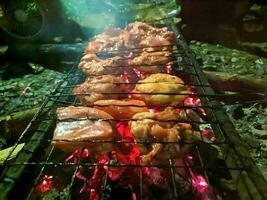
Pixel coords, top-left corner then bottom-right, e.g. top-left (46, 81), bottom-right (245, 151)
top-left (73, 75), bottom-right (128, 106)
top-left (129, 107), bottom-right (198, 164)
top-left (53, 106), bottom-right (119, 156)
top-left (132, 73), bottom-right (191, 106)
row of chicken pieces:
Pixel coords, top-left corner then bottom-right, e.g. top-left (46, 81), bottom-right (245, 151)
top-left (53, 22), bottom-right (200, 164)
top-left (79, 21), bottom-right (174, 75)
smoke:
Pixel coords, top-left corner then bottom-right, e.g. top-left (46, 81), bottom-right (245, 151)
top-left (60, 0), bottom-right (135, 39)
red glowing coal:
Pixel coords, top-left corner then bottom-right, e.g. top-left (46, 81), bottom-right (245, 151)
top-left (38, 175), bottom-right (53, 193)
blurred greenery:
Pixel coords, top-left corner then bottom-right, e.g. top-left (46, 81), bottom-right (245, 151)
top-left (25, 1), bottom-right (38, 13)
top-left (134, 0), bottom-right (179, 22)
top-left (42, 187), bottom-right (71, 200)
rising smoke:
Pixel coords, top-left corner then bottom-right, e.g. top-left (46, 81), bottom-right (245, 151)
top-left (60, 0), bottom-right (135, 39)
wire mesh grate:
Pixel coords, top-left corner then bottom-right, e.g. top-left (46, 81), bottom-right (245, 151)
top-left (0, 18), bottom-right (266, 200)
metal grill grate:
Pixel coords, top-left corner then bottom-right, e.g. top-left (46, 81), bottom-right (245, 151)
top-left (0, 19), bottom-right (267, 200)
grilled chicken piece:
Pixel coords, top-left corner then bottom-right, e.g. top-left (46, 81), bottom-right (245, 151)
top-left (85, 28), bottom-right (125, 54)
top-left (128, 50), bottom-right (172, 73)
top-left (73, 75), bottom-right (128, 106)
top-left (79, 53), bottom-right (127, 76)
top-left (53, 106), bottom-right (119, 155)
top-left (125, 22), bottom-right (175, 48)
top-left (94, 99), bottom-right (148, 119)
top-left (129, 50), bottom-right (172, 66)
top-left (129, 107), bottom-right (196, 164)
top-left (84, 22), bottom-right (175, 54)
top-left (132, 73), bottom-right (191, 106)
top-left (139, 35), bottom-right (173, 48)
top-left (80, 22), bottom-right (175, 75)
top-left (79, 49), bottom-right (172, 75)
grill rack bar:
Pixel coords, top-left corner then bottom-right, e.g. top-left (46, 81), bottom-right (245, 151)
top-left (2, 162), bottom-right (250, 171)
top-left (0, 19), bottom-right (266, 200)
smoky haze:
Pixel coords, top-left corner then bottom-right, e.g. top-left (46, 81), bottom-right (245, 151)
top-left (60, 0), bottom-right (135, 40)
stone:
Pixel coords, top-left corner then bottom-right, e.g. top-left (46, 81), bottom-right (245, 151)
top-left (255, 66), bottom-right (265, 75)
top-left (202, 49), bottom-right (209, 55)
top-left (220, 56), bottom-right (227, 64)
top-left (231, 57), bottom-right (238, 62)
top-left (231, 52), bottom-right (238, 57)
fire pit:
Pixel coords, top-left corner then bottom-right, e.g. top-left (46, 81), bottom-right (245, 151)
top-left (0, 19), bottom-right (266, 200)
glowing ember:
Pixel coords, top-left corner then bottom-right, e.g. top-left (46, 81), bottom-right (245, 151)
top-left (65, 122), bottom-right (141, 199)
top-left (89, 189), bottom-right (99, 200)
top-left (201, 129), bottom-right (216, 141)
top-left (116, 122), bottom-right (134, 142)
top-left (184, 97), bottom-right (200, 106)
top-left (121, 71), bottom-right (130, 84)
top-left (143, 167), bottom-right (164, 185)
top-left (166, 62), bottom-right (172, 74)
top-left (201, 130), bottom-right (209, 136)
top-left (149, 108), bottom-right (161, 113)
top-left (62, 96), bottom-right (213, 199)
top-left (184, 97), bottom-right (206, 116)
top-left (65, 149), bottom-right (90, 163)
top-left (185, 156), bottom-right (210, 197)
top-left (175, 108), bottom-right (183, 113)
top-left (191, 174), bottom-right (209, 193)
top-left (132, 191), bottom-right (137, 200)
top-left (133, 68), bottom-right (147, 79)
top-left (187, 155), bottom-right (193, 160)
top-left (38, 175), bottom-right (53, 193)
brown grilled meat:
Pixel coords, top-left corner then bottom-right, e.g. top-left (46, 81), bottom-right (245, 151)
top-left (125, 22), bottom-right (175, 49)
top-left (84, 22), bottom-right (175, 54)
top-left (73, 75), bottom-right (128, 106)
top-left (128, 49), bottom-right (172, 73)
top-left (80, 22), bottom-right (175, 75)
top-left (79, 53), bottom-right (127, 76)
top-left (53, 106), bottom-right (119, 155)
top-left (129, 107), bottom-right (197, 164)
top-left (85, 28), bottom-right (125, 54)
top-left (132, 73), bottom-right (191, 106)
top-left (94, 99), bottom-right (148, 119)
